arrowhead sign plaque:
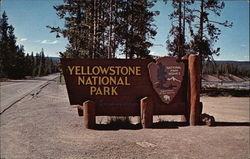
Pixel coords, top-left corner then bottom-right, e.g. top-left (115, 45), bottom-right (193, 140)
top-left (148, 57), bottom-right (185, 104)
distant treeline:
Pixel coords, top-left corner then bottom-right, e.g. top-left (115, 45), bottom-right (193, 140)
top-left (0, 12), bottom-right (58, 79)
top-left (203, 62), bottom-right (250, 77)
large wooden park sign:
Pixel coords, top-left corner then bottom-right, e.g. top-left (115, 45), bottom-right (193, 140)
top-left (61, 55), bottom-right (203, 129)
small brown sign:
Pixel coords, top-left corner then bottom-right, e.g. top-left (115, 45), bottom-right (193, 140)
top-left (148, 57), bottom-right (184, 104)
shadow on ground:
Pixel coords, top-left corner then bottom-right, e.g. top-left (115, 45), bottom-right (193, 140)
top-left (214, 122), bottom-right (250, 127)
top-left (94, 121), bottom-right (249, 130)
top-left (95, 123), bottom-right (142, 130)
top-left (95, 121), bottom-right (189, 130)
top-left (152, 121), bottom-right (189, 129)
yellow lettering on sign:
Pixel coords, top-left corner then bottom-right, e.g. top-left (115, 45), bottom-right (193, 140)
top-left (81, 66), bottom-right (86, 75)
top-left (87, 66), bottom-right (92, 75)
top-left (111, 87), bottom-right (118, 95)
top-left (98, 76), bottom-right (102, 85)
top-left (96, 87), bottom-right (102, 95)
top-left (103, 86), bottom-right (110, 95)
top-left (75, 66), bottom-right (81, 75)
top-left (117, 77), bottom-right (124, 85)
top-left (68, 66), bottom-right (75, 75)
top-left (92, 66), bottom-right (100, 75)
top-left (85, 77), bottom-right (93, 85)
top-left (124, 77), bottom-right (130, 85)
top-left (121, 67), bottom-right (128, 75)
top-left (128, 67), bottom-right (135, 75)
top-left (90, 86), bottom-right (96, 95)
top-left (92, 76), bottom-right (98, 85)
top-left (109, 66), bottom-right (116, 75)
top-left (136, 66), bottom-right (141, 75)
top-left (70, 65), bottom-right (144, 96)
top-left (69, 66), bottom-right (142, 76)
top-left (89, 86), bottom-right (118, 95)
top-left (78, 76), bottom-right (85, 85)
top-left (116, 66), bottom-right (121, 75)
top-left (99, 66), bottom-right (108, 74)
top-left (101, 76), bottom-right (109, 85)
top-left (109, 76), bottom-right (117, 85)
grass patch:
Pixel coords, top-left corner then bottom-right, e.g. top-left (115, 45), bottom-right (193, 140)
top-left (96, 116), bottom-right (141, 130)
top-left (0, 78), bottom-right (9, 82)
top-left (153, 117), bottom-right (188, 129)
top-left (56, 75), bottom-right (65, 85)
top-left (107, 116), bottom-right (132, 127)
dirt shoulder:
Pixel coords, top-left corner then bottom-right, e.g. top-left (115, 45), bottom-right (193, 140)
top-left (202, 74), bottom-right (249, 82)
top-left (0, 80), bottom-right (249, 159)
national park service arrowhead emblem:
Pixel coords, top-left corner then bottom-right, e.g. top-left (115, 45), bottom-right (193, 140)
top-left (148, 57), bottom-right (185, 104)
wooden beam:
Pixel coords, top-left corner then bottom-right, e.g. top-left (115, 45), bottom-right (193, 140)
top-left (140, 97), bottom-right (153, 128)
top-left (189, 55), bottom-right (201, 125)
top-left (83, 100), bottom-right (96, 129)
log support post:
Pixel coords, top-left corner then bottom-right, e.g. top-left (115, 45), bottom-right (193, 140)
top-left (189, 55), bottom-right (202, 125)
top-left (181, 56), bottom-right (190, 123)
top-left (83, 100), bottom-right (96, 129)
top-left (181, 114), bottom-right (189, 123)
top-left (140, 97), bottom-right (153, 128)
top-left (77, 105), bottom-right (83, 116)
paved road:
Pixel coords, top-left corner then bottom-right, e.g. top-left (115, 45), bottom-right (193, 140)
top-left (0, 73), bottom-right (59, 114)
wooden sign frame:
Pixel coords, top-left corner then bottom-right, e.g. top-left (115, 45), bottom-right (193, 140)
top-left (61, 55), bottom-right (202, 129)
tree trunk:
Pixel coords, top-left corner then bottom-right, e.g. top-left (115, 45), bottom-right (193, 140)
top-left (92, 0), bottom-right (97, 59)
top-left (199, 0), bottom-right (204, 88)
top-left (182, 0), bottom-right (186, 56)
top-left (199, 0), bottom-right (204, 56)
top-left (178, 1), bottom-right (183, 58)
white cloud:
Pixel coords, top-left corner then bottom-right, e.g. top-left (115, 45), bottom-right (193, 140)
top-left (41, 40), bottom-right (59, 44)
top-left (150, 51), bottom-right (159, 56)
top-left (20, 38), bottom-right (27, 42)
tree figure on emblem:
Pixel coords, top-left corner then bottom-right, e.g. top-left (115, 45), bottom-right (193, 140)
top-left (157, 63), bottom-right (167, 89)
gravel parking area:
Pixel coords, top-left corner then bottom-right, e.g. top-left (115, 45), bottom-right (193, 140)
top-left (0, 80), bottom-right (249, 159)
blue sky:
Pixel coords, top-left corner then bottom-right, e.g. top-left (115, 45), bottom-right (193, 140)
top-left (1, 0), bottom-right (249, 61)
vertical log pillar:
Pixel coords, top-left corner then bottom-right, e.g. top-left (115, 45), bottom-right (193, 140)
top-left (181, 115), bottom-right (188, 122)
top-left (189, 55), bottom-right (201, 125)
top-left (83, 100), bottom-right (96, 129)
top-left (140, 97), bottom-right (153, 128)
top-left (181, 56), bottom-right (190, 123)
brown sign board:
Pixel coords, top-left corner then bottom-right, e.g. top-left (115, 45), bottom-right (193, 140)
top-left (61, 57), bottom-right (188, 116)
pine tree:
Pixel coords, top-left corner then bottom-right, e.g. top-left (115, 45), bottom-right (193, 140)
top-left (32, 52), bottom-right (38, 77)
top-left (188, 0), bottom-right (232, 61)
top-left (14, 45), bottom-right (26, 78)
top-left (118, 0), bottom-right (158, 59)
top-left (36, 49), bottom-right (46, 76)
top-left (0, 12), bottom-right (10, 77)
top-left (48, 0), bottom-right (158, 59)
top-left (166, 0), bottom-right (194, 58)
top-left (0, 11), bottom-right (21, 78)
top-left (0, 12), bottom-right (30, 79)
top-left (30, 52), bottom-right (35, 76)
top-left (0, 12), bottom-right (58, 79)
top-left (48, 1), bottom-right (98, 58)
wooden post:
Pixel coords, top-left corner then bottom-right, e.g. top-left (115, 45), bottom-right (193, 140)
top-left (189, 55), bottom-right (201, 125)
top-left (140, 97), bottom-right (153, 128)
top-left (77, 105), bottom-right (83, 116)
top-left (83, 100), bottom-right (96, 129)
top-left (181, 56), bottom-right (189, 123)
top-left (181, 115), bottom-right (188, 122)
